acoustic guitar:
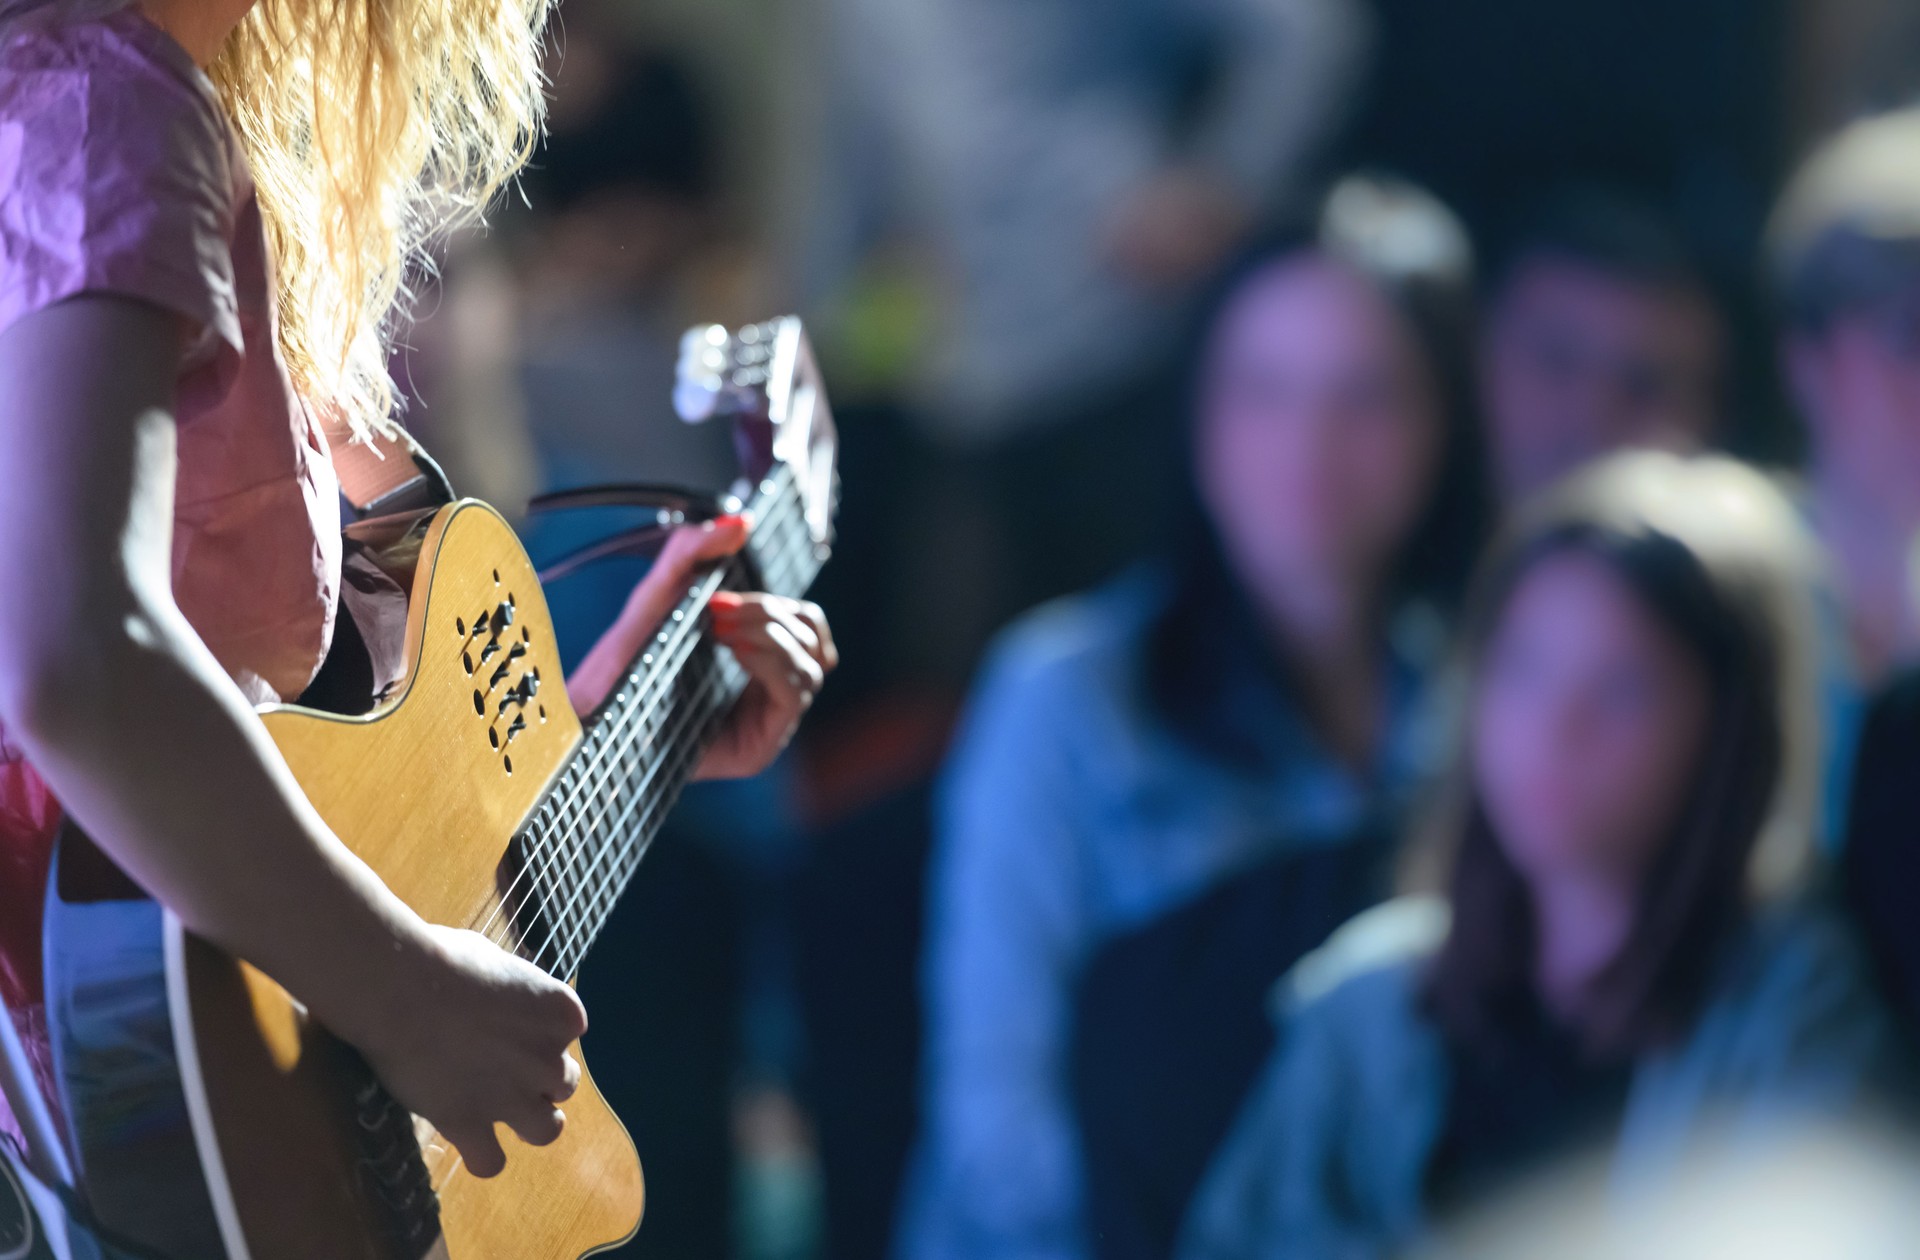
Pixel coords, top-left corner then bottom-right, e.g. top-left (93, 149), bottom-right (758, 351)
top-left (45, 317), bottom-right (838, 1259)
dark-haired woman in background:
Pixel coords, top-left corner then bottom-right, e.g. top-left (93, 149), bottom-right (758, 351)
top-left (897, 174), bottom-right (1492, 1260)
top-left (1179, 453), bottom-right (1905, 1260)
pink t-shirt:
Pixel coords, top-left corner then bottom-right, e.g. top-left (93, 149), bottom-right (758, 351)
top-left (0, 2), bottom-right (342, 1131)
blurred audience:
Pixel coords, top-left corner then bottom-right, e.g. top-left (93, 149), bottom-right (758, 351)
top-left (897, 175), bottom-right (1490, 1260)
top-left (1177, 453), bottom-right (1904, 1260)
top-left (1481, 188), bottom-right (1727, 504)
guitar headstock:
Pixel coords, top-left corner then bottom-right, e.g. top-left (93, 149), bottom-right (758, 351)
top-left (675, 317), bottom-right (838, 561)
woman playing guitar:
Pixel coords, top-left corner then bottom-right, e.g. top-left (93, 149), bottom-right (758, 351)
top-left (0, 0), bottom-right (834, 1221)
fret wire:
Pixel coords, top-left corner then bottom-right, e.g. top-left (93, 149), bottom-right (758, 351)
top-left (551, 772), bottom-right (589, 965)
top-left (547, 649), bottom-right (736, 971)
top-left (582, 660), bottom-right (672, 940)
top-left (533, 592), bottom-right (778, 970)
top-left (496, 564), bottom-right (722, 947)
top-left (555, 660), bottom-right (739, 974)
top-left (518, 574), bottom-right (727, 967)
top-left (763, 481), bottom-right (814, 598)
top-left (541, 582), bottom-right (719, 941)
top-left (477, 468), bottom-right (808, 958)
top-left (528, 472), bottom-right (802, 950)
top-left (554, 644), bottom-right (727, 968)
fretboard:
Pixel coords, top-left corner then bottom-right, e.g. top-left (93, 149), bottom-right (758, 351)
top-left (504, 463), bottom-right (826, 977)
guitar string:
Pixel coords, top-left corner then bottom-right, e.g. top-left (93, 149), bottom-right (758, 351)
top-left (476, 477), bottom-right (810, 958)
top-left (544, 663), bottom-right (733, 976)
top-left (513, 472), bottom-right (814, 958)
top-left (490, 461), bottom-right (807, 945)
top-left (523, 493), bottom-right (813, 972)
top-left (469, 475), bottom-right (811, 955)
top-left (533, 491), bottom-right (816, 972)
top-left (468, 569), bottom-right (713, 951)
top-left (526, 489), bottom-right (814, 966)
top-left (510, 568), bottom-right (730, 958)
top-left (467, 467), bottom-right (804, 946)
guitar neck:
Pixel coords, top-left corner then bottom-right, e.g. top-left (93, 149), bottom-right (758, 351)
top-left (505, 464), bottom-right (825, 978)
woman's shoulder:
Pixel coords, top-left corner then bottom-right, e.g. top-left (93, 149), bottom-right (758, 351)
top-left (0, 4), bottom-right (241, 353)
top-left (0, 5), bottom-right (233, 195)
top-left (984, 564), bottom-right (1173, 678)
top-left (1679, 885), bottom-right (1905, 1089)
top-left (964, 563), bottom-right (1175, 721)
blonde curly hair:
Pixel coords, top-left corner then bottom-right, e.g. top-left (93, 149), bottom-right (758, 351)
top-left (208, 0), bottom-right (552, 440)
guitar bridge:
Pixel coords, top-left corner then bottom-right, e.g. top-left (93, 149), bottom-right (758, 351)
top-left (346, 1058), bottom-right (443, 1256)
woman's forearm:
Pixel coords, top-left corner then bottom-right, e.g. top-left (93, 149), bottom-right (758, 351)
top-left (2, 590), bottom-right (429, 1047)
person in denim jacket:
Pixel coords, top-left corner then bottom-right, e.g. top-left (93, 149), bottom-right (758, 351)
top-left (1181, 452), bottom-right (1909, 1260)
top-left (900, 175), bottom-right (1493, 1260)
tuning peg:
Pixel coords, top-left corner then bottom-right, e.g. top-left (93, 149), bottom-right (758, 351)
top-left (674, 376), bottom-right (720, 425)
top-left (675, 325), bottom-right (729, 424)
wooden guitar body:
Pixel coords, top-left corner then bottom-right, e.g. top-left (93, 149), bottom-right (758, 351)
top-left (171, 498), bottom-right (642, 1259)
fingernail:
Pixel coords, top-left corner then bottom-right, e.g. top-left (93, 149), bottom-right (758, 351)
top-left (710, 513), bottom-right (749, 531)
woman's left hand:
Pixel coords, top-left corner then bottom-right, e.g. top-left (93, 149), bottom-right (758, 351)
top-left (696, 590), bottom-right (836, 780)
top-left (565, 515), bottom-right (837, 781)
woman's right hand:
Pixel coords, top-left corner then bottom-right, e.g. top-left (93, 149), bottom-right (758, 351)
top-left (351, 924), bottom-right (588, 1178)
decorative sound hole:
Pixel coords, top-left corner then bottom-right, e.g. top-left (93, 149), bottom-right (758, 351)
top-left (467, 590), bottom-right (539, 773)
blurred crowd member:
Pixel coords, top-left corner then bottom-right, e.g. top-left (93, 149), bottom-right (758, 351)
top-left (1178, 453), bottom-right (1901, 1260)
top-left (1770, 108), bottom-right (1920, 692)
top-left (1481, 189), bottom-right (1727, 504)
top-left (1767, 108), bottom-right (1920, 861)
top-left (812, 0), bottom-right (1373, 674)
top-left (898, 175), bottom-right (1490, 1260)
top-left (1804, 110), bottom-right (1920, 1047)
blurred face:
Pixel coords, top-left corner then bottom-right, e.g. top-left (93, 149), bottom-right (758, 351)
top-left (1485, 258), bottom-right (1724, 502)
top-left (1472, 551), bottom-right (1710, 885)
top-left (1790, 316), bottom-right (1920, 521)
top-left (1195, 257), bottom-right (1443, 606)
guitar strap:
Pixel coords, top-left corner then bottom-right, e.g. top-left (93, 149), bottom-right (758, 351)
top-left (315, 409), bottom-right (456, 520)
top-left (303, 411), bottom-right (458, 716)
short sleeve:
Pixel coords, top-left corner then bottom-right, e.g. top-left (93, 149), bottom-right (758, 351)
top-left (0, 13), bottom-right (241, 361)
